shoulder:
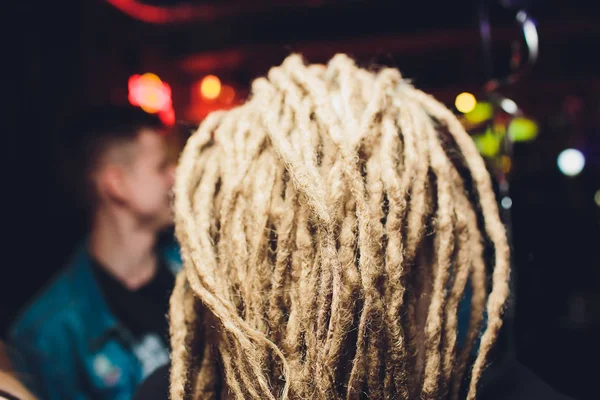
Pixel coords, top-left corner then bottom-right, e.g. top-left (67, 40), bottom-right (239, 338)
top-left (6, 267), bottom-right (84, 397)
top-left (479, 359), bottom-right (573, 400)
top-left (9, 264), bottom-right (83, 344)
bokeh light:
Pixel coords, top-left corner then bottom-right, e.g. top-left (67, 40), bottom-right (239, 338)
top-left (557, 148), bottom-right (585, 177)
top-left (501, 196), bottom-right (513, 210)
top-left (455, 92), bottom-right (477, 113)
top-left (128, 73), bottom-right (172, 114)
top-left (474, 128), bottom-right (501, 158)
top-left (508, 117), bottom-right (539, 142)
top-left (220, 85), bottom-right (236, 105)
top-left (594, 190), bottom-right (600, 207)
top-left (159, 107), bottom-right (175, 126)
top-left (500, 98), bottom-right (518, 114)
top-left (465, 102), bottom-right (493, 124)
top-left (200, 75), bottom-right (222, 100)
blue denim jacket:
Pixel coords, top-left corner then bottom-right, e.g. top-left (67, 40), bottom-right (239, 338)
top-left (8, 241), bottom-right (182, 400)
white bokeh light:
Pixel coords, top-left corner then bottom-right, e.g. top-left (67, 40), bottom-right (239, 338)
top-left (500, 98), bottom-right (518, 114)
top-left (501, 196), bottom-right (513, 209)
top-left (557, 149), bottom-right (585, 177)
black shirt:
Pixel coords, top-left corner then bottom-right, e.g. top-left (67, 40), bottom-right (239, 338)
top-left (91, 256), bottom-right (175, 344)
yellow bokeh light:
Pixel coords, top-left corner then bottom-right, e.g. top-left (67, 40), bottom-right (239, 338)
top-left (200, 75), bottom-right (222, 100)
top-left (508, 117), bottom-right (539, 142)
top-left (474, 128), bottom-right (501, 158)
top-left (141, 73), bottom-right (161, 83)
top-left (465, 102), bottom-right (493, 124)
top-left (595, 190), bottom-right (600, 207)
top-left (455, 92), bottom-right (477, 113)
top-left (141, 103), bottom-right (160, 114)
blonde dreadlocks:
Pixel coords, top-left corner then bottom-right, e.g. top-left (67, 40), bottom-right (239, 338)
top-left (171, 54), bottom-right (510, 400)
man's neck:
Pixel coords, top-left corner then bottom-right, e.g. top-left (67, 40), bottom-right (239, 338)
top-left (89, 208), bottom-right (159, 290)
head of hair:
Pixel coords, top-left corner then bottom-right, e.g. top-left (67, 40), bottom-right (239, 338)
top-left (59, 104), bottom-right (166, 213)
top-left (171, 54), bottom-right (510, 400)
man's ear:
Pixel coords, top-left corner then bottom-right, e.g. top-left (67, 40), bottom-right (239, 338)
top-left (97, 165), bottom-right (129, 204)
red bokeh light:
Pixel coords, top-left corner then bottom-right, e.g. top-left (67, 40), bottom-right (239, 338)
top-left (128, 73), bottom-right (175, 126)
top-left (158, 107), bottom-right (175, 127)
top-left (128, 73), bottom-right (172, 114)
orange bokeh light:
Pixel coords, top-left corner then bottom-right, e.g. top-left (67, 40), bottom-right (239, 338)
top-left (200, 75), bottom-right (221, 100)
top-left (128, 73), bottom-right (172, 114)
top-left (220, 85), bottom-right (235, 104)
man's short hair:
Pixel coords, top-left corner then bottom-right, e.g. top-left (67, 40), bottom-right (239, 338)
top-left (59, 105), bottom-right (166, 212)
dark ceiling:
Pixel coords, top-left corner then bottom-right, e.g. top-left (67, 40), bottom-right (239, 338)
top-left (92, 0), bottom-right (599, 82)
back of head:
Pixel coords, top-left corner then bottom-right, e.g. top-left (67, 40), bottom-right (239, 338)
top-left (171, 54), bottom-right (510, 400)
top-left (60, 104), bottom-right (165, 213)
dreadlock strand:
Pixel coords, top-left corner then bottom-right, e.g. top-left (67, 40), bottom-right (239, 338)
top-left (419, 104), bottom-right (458, 399)
top-left (190, 340), bottom-right (220, 399)
top-left (363, 123), bottom-right (387, 400)
top-left (188, 306), bottom-right (221, 400)
top-left (449, 169), bottom-right (488, 400)
top-left (267, 178), bottom-right (297, 346)
top-left (440, 185), bottom-right (474, 396)
top-left (169, 273), bottom-right (193, 399)
top-left (396, 100), bottom-right (433, 387)
top-left (285, 207), bottom-right (315, 398)
top-left (218, 338), bottom-right (252, 400)
top-left (379, 111), bottom-right (416, 398)
top-left (322, 195), bottom-right (361, 397)
top-left (244, 151), bottom-right (280, 334)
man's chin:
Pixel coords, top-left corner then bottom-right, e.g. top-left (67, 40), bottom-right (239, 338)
top-left (157, 216), bottom-right (174, 231)
top-left (144, 212), bottom-right (174, 233)
top-left (161, 212), bottom-right (175, 228)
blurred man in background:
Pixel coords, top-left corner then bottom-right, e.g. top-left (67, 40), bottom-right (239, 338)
top-left (8, 106), bottom-right (181, 400)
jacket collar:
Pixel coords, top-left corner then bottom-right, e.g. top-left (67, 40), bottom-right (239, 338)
top-left (69, 240), bottom-right (182, 351)
top-left (68, 245), bottom-right (121, 351)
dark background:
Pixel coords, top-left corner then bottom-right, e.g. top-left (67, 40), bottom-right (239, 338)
top-left (3, 1), bottom-right (599, 399)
